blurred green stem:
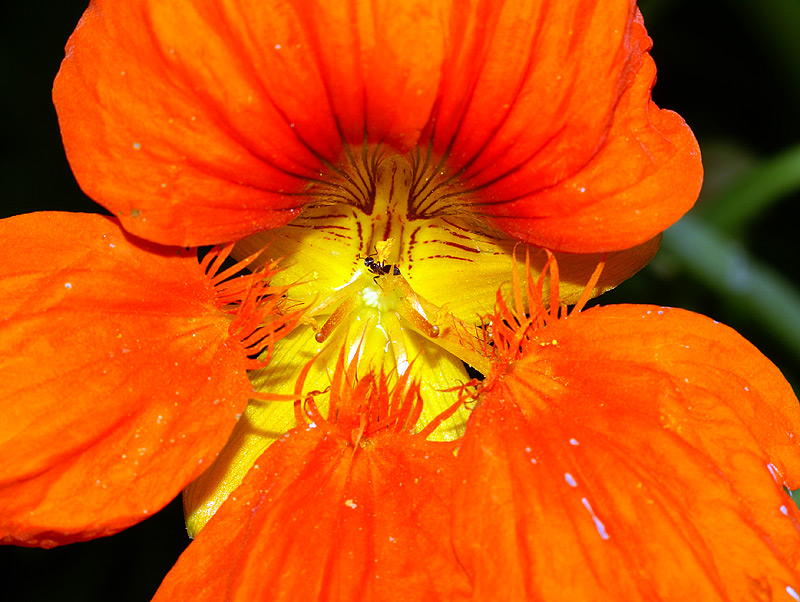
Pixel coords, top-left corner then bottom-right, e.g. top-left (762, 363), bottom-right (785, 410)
top-left (663, 215), bottom-right (800, 360)
top-left (700, 143), bottom-right (800, 235)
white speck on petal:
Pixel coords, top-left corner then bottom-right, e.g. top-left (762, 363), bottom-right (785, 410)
top-left (570, 438), bottom-right (579, 446)
top-left (64, 282), bottom-right (72, 289)
top-left (787, 586), bottom-right (800, 601)
top-left (133, 142), bottom-right (141, 150)
top-left (565, 473), bottom-right (577, 487)
top-left (781, 505), bottom-right (789, 516)
top-left (344, 499), bottom-right (357, 509)
top-left (768, 462), bottom-right (780, 482)
top-left (581, 497), bottom-right (609, 540)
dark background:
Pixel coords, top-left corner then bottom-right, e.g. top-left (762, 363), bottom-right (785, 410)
top-left (2, 0), bottom-right (799, 599)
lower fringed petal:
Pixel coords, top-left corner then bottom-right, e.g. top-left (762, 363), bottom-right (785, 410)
top-left (454, 305), bottom-right (800, 601)
top-left (155, 425), bottom-right (470, 602)
top-left (184, 312), bottom-right (472, 536)
top-left (0, 213), bottom-right (259, 547)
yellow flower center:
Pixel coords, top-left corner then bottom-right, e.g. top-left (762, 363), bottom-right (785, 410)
top-left (183, 145), bottom-right (658, 535)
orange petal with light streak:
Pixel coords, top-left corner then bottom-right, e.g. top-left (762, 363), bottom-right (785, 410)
top-left (53, 0), bottom-right (447, 247)
top-left (154, 425), bottom-right (469, 601)
top-left (55, 0), bottom-right (699, 253)
top-left (0, 212), bottom-right (255, 547)
top-left (430, 3), bottom-right (701, 252)
top-left (454, 305), bottom-right (800, 600)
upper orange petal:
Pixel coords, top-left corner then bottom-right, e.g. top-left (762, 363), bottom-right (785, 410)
top-left (55, 0), bottom-right (698, 253)
top-left (454, 305), bottom-right (800, 600)
top-left (154, 368), bottom-right (470, 602)
top-left (429, 3), bottom-right (701, 252)
top-left (0, 212), bottom-right (258, 547)
top-left (53, 0), bottom-right (449, 247)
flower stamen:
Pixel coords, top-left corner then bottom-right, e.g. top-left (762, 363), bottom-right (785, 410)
top-left (313, 293), bottom-right (360, 343)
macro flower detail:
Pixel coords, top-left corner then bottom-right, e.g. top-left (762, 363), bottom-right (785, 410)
top-left (156, 352), bottom-right (472, 601)
top-left (453, 268), bottom-right (800, 598)
top-left (0, 212), bottom-right (297, 546)
top-left (52, 0), bottom-right (700, 253)
top-left (2, 0), bottom-right (799, 600)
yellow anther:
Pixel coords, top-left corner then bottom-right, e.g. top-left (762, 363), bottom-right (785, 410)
top-left (374, 238), bottom-right (394, 264)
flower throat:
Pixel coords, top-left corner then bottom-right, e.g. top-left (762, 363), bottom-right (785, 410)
top-left (182, 146), bottom-right (635, 536)
top-left (234, 146), bottom-right (505, 423)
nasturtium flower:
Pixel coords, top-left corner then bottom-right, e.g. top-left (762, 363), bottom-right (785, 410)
top-left (2, 0), bottom-right (799, 600)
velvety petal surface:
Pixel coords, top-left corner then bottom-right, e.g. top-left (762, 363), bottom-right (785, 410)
top-left (55, 0), bottom-right (699, 253)
top-left (454, 305), bottom-right (800, 600)
top-left (0, 212), bottom-right (255, 547)
top-left (156, 424), bottom-right (470, 601)
top-left (53, 0), bottom-right (448, 247)
top-left (429, 3), bottom-right (702, 252)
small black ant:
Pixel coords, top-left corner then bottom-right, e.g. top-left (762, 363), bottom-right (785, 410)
top-left (363, 255), bottom-right (401, 278)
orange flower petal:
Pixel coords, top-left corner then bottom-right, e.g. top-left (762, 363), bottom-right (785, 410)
top-left (0, 212), bottom-right (255, 547)
top-left (430, 4), bottom-right (701, 252)
top-left (154, 425), bottom-right (469, 601)
top-left (56, 1), bottom-right (698, 252)
top-left (454, 305), bottom-right (800, 600)
top-left (53, 0), bottom-right (448, 247)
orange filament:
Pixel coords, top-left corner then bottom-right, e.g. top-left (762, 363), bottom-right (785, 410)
top-left (314, 293), bottom-right (360, 343)
top-left (292, 341), bottom-right (464, 449)
top-left (376, 270), bottom-right (441, 340)
top-left (571, 254), bottom-right (607, 314)
top-left (199, 244), bottom-right (302, 367)
top-left (488, 251), bottom-right (607, 368)
top-left (395, 297), bottom-right (440, 339)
